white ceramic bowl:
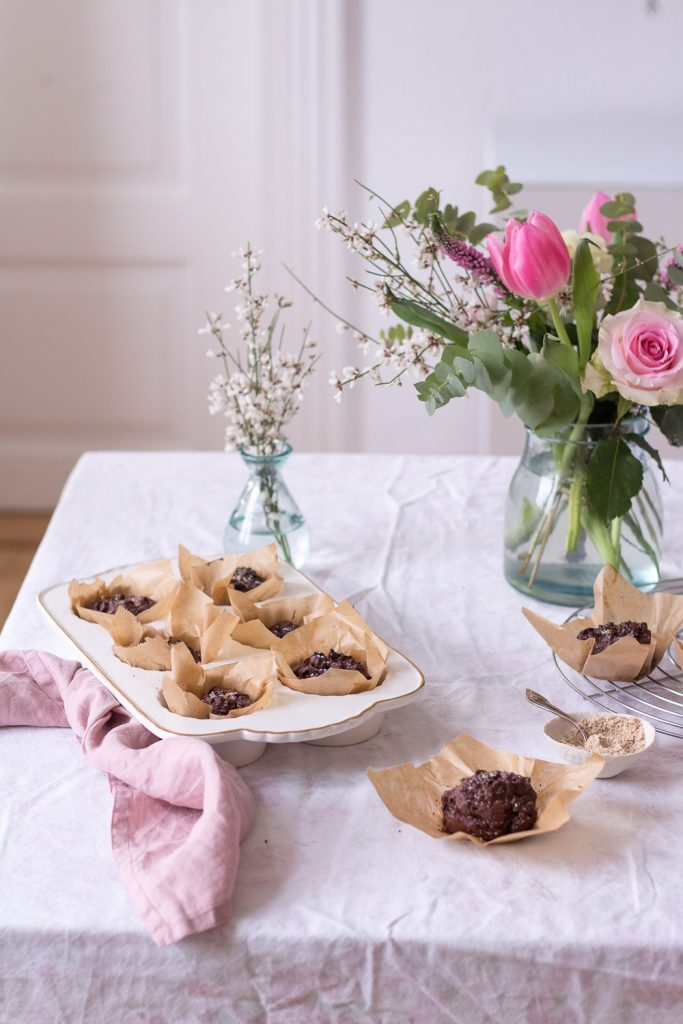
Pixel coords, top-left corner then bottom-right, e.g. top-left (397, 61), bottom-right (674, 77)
top-left (543, 712), bottom-right (655, 778)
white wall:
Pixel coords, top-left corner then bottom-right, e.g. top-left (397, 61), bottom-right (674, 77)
top-left (2, 0), bottom-right (683, 508)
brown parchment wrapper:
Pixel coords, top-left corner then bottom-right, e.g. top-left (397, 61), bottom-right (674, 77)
top-left (200, 605), bottom-right (244, 662)
top-left (368, 733), bottom-right (603, 846)
top-left (166, 581), bottom-right (214, 646)
top-left (69, 559), bottom-right (178, 628)
top-left (183, 543), bottom-right (283, 605)
top-left (523, 565), bottom-right (683, 682)
top-left (226, 591), bottom-right (335, 651)
top-left (275, 613), bottom-right (389, 695)
top-left (109, 608), bottom-right (201, 671)
top-left (162, 643), bottom-right (276, 720)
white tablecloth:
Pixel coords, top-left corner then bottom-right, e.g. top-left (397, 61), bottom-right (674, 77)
top-left (2, 451), bottom-right (683, 1024)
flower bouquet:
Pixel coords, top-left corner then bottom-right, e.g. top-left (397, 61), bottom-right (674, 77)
top-left (312, 171), bottom-right (683, 603)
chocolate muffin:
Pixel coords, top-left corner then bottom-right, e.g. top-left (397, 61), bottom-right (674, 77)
top-left (202, 687), bottom-right (253, 715)
top-left (90, 593), bottom-right (155, 616)
top-left (293, 649), bottom-right (369, 680)
top-left (442, 769), bottom-right (538, 841)
top-left (269, 619), bottom-right (299, 639)
top-left (577, 620), bottom-right (651, 655)
top-left (230, 566), bottom-right (265, 593)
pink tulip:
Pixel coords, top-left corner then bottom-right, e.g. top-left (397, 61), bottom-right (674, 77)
top-left (579, 191), bottom-right (636, 244)
top-left (486, 211), bottom-right (571, 302)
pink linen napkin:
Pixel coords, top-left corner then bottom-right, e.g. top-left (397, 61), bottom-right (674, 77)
top-left (0, 649), bottom-right (255, 947)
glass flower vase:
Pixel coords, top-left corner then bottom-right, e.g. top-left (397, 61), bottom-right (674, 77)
top-left (504, 417), bottom-right (663, 606)
top-left (223, 443), bottom-right (310, 568)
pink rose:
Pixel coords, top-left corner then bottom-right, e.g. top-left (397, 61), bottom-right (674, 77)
top-left (584, 298), bottom-right (683, 406)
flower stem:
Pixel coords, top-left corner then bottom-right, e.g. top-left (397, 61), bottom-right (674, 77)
top-left (547, 298), bottom-right (573, 348)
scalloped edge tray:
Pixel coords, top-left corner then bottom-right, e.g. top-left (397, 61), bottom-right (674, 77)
top-left (38, 557), bottom-right (425, 747)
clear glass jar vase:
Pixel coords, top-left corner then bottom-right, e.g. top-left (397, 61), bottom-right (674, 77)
top-left (223, 443), bottom-right (310, 568)
top-left (504, 417), bottom-right (663, 606)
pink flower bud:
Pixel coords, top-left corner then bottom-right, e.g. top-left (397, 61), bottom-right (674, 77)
top-left (486, 211), bottom-right (571, 302)
top-left (579, 191), bottom-right (636, 244)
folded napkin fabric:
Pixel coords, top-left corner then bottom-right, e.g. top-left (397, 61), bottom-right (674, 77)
top-left (0, 649), bottom-right (255, 947)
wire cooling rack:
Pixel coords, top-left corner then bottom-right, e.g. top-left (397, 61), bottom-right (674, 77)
top-left (554, 577), bottom-right (683, 739)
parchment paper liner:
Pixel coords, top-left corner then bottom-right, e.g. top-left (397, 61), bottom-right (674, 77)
top-left (162, 643), bottom-right (277, 720)
top-left (275, 611), bottom-right (389, 695)
top-left (109, 608), bottom-right (201, 671)
top-left (180, 542), bottom-right (283, 605)
top-left (368, 733), bottom-right (603, 846)
top-left (69, 559), bottom-right (178, 628)
top-left (523, 566), bottom-right (683, 682)
top-left (225, 591), bottom-right (335, 651)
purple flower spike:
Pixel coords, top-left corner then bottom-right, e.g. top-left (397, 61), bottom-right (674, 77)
top-left (440, 236), bottom-right (500, 287)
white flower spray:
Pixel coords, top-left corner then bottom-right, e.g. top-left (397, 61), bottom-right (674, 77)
top-left (201, 245), bottom-right (318, 454)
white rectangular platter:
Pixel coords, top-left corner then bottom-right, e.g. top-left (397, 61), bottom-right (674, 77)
top-left (38, 557), bottom-right (425, 750)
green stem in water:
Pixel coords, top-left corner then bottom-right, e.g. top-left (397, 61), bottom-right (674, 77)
top-left (547, 298), bottom-right (573, 348)
top-left (565, 463), bottom-right (585, 554)
top-left (582, 506), bottom-right (619, 569)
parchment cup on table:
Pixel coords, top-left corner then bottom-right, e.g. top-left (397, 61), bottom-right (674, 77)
top-left (368, 733), bottom-right (603, 846)
top-left (523, 565), bottom-right (683, 682)
top-left (227, 590), bottom-right (335, 650)
top-left (179, 542), bottom-right (283, 605)
top-left (162, 643), bottom-right (277, 720)
top-left (109, 607), bottom-right (201, 671)
top-left (275, 612), bottom-right (388, 695)
top-left (68, 559), bottom-right (179, 628)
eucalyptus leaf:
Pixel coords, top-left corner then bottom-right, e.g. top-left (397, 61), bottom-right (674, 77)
top-left (468, 222), bottom-right (497, 245)
top-left (667, 264), bottom-right (683, 286)
top-left (643, 282), bottom-right (681, 310)
top-left (586, 436), bottom-right (643, 520)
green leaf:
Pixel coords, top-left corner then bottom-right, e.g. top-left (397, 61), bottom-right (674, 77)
top-left (389, 295), bottom-right (469, 343)
top-left (455, 211), bottom-right (476, 236)
top-left (624, 432), bottom-right (669, 482)
top-left (643, 282), bottom-right (681, 310)
top-left (652, 405), bottom-right (683, 446)
top-left (383, 200), bottom-right (409, 228)
top-left (572, 238), bottom-right (600, 369)
top-left (541, 338), bottom-right (582, 395)
top-left (623, 509), bottom-right (660, 576)
top-left (586, 436), bottom-right (644, 519)
top-left (468, 222), bottom-right (497, 245)
top-left (667, 264), bottom-right (683, 286)
top-left (627, 236), bottom-right (658, 282)
top-left (607, 219), bottom-right (643, 234)
top-left (414, 188), bottom-right (440, 225)
top-left (605, 273), bottom-right (640, 315)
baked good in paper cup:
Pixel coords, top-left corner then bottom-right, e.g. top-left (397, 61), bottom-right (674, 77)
top-left (162, 643), bottom-right (276, 720)
top-left (109, 608), bottom-right (202, 671)
top-left (180, 543), bottom-right (282, 605)
top-left (275, 612), bottom-right (388, 695)
top-left (368, 733), bottom-right (603, 846)
top-left (226, 591), bottom-right (335, 650)
top-left (522, 565), bottom-right (683, 682)
top-left (69, 559), bottom-right (178, 628)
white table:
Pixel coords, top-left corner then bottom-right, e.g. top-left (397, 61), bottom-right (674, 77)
top-left (3, 451), bottom-right (683, 1024)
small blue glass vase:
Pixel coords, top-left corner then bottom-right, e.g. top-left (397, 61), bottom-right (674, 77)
top-left (223, 443), bottom-right (310, 568)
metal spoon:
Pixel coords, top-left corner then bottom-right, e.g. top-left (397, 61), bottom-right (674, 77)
top-left (525, 688), bottom-right (590, 744)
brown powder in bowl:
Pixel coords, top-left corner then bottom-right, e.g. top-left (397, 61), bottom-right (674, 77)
top-left (564, 713), bottom-right (645, 757)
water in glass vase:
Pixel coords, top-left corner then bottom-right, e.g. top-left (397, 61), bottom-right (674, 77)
top-left (223, 443), bottom-right (310, 568)
top-left (504, 418), bottom-right (662, 606)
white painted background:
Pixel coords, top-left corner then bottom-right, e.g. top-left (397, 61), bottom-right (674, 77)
top-left (2, 0), bottom-right (683, 508)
